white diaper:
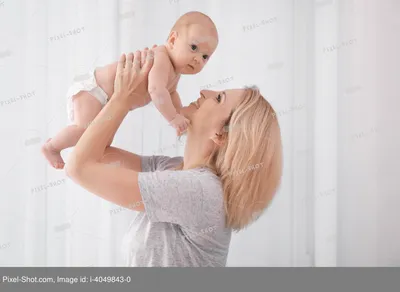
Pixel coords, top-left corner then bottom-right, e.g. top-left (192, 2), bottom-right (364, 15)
top-left (66, 69), bottom-right (109, 125)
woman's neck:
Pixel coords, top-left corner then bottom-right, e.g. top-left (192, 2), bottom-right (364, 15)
top-left (182, 133), bottom-right (212, 170)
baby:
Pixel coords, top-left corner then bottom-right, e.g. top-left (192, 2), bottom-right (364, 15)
top-left (41, 11), bottom-right (219, 169)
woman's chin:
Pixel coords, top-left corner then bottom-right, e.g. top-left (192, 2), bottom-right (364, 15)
top-left (180, 103), bottom-right (198, 120)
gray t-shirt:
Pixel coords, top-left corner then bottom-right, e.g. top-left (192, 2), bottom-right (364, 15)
top-left (120, 155), bottom-right (232, 267)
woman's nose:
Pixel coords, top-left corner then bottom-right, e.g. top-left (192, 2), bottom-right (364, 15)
top-left (200, 90), bottom-right (214, 99)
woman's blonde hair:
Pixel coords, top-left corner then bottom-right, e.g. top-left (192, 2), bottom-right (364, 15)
top-left (176, 86), bottom-right (283, 232)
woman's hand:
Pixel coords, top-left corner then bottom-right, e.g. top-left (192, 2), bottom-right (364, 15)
top-left (112, 48), bottom-right (155, 110)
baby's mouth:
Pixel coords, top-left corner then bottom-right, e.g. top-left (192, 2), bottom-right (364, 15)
top-left (187, 64), bottom-right (194, 70)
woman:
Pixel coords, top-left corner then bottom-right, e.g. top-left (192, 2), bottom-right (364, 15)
top-left (65, 49), bottom-right (283, 267)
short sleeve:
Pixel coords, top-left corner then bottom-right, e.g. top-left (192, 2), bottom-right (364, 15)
top-left (138, 169), bottom-right (206, 227)
top-left (140, 155), bottom-right (183, 172)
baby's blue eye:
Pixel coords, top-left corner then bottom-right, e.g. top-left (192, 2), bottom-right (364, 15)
top-left (191, 44), bottom-right (198, 51)
top-left (202, 55), bottom-right (209, 60)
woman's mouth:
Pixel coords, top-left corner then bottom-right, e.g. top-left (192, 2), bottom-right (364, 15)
top-left (190, 100), bottom-right (199, 109)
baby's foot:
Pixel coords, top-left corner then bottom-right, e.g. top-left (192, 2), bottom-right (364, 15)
top-left (169, 113), bottom-right (190, 135)
top-left (41, 138), bottom-right (65, 169)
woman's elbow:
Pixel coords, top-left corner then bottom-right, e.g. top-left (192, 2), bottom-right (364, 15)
top-left (65, 161), bottom-right (82, 180)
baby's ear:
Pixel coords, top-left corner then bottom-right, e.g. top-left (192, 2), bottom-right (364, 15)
top-left (167, 31), bottom-right (178, 48)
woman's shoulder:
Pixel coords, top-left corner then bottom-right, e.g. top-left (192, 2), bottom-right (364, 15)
top-left (183, 168), bottom-right (224, 203)
top-left (141, 155), bottom-right (222, 192)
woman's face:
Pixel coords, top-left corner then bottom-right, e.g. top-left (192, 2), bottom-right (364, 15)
top-left (180, 89), bottom-right (245, 136)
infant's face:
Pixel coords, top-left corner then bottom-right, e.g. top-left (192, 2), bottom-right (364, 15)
top-left (171, 24), bottom-right (218, 75)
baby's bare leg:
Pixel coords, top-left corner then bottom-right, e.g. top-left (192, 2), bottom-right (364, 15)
top-left (41, 126), bottom-right (86, 169)
top-left (42, 92), bottom-right (107, 169)
top-left (73, 93), bottom-right (115, 146)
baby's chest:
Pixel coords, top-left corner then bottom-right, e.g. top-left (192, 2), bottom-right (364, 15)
top-left (145, 83), bottom-right (176, 96)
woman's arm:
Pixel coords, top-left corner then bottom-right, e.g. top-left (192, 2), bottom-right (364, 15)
top-left (65, 50), bottom-right (154, 212)
top-left (96, 45), bottom-right (157, 101)
top-left (100, 146), bottom-right (143, 172)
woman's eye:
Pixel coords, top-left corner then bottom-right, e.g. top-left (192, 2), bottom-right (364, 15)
top-left (191, 44), bottom-right (198, 51)
top-left (202, 55), bottom-right (209, 60)
top-left (216, 94), bottom-right (222, 102)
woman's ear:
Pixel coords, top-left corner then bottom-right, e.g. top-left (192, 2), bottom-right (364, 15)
top-left (167, 31), bottom-right (178, 49)
top-left (210, 132), bottom-right (225, 147)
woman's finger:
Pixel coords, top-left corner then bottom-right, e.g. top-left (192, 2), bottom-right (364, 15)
top-left (133, 50), bottom-right (141, 73)
top-left (126, 52), bottom-right (134, 68)
top-left (141, 48), bottom-right (148, 67)
top-left (141, 49), bottom-right (154, 75)
top-left (117, 54), bottom-right (126, 75)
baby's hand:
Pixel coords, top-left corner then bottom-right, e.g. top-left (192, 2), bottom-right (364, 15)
top-left (169, 113), bottom-right (190, 136)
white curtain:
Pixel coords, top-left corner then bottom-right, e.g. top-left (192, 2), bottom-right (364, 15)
top-left (0, 0), bottom-right (398, 267)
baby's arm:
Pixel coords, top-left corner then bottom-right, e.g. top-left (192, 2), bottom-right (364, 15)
top-left (170, 90), bottom-right (184, 110)
top-left (148, 51), bottom-right (179, 122)
top-left (169, 90), bottom-right (190, 135)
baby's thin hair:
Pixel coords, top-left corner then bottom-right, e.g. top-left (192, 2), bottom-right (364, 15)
top-left (171, 11), bottom-right (216, 32)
